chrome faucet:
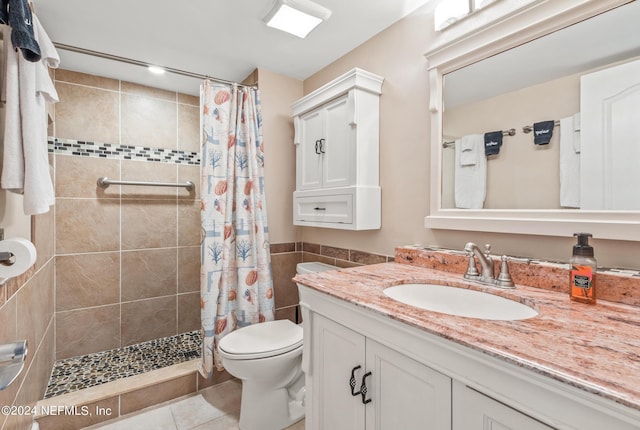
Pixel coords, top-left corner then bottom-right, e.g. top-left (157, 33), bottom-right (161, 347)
top-left (464, 242), bottom-right (494, 280)
top-left (463, 242), bottom-right (522, 289)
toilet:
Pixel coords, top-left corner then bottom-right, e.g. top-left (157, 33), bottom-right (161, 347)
top-left (218, 261), bottom-right (338, 430)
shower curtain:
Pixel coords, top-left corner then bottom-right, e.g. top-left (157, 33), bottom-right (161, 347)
top-left (199, 81), bottom-right (275, 376)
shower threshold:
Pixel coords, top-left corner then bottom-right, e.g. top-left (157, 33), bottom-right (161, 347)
top-left (44, 331), bottom-right (202, 398)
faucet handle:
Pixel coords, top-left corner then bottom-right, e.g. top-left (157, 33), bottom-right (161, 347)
top-left (495, 255), bottom-right (515, 288)
top-left (464, 252), bottom-right (479, 278)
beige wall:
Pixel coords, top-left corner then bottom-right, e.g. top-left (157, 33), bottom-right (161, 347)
top-left (257, 68), bottom-right (302, 244)
top-left (300, 5), bottom-right (434, 260)
top-left (299, 4), bottom-right (640, 268)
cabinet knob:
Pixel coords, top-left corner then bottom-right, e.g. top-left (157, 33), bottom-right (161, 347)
top-left (349, 365), bottom-right (362, 396)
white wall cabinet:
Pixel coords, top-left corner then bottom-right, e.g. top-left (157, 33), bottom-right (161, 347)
top-left (309, 313), bottom-right (451, 430)
top-left (292, 68), bottom-right (383, 230)
top-left (298, 284), bottom-right (640, 430)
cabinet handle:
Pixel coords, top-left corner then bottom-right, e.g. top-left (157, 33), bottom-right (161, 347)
top-left (360, 371), bottom-right (372, 404)
top-left (349, 365), bottom-right (362, 396)
top-left (313, 207), bottom-right (326, 211)
top-left (315, 140), bottom-right (320, 154)
top-left (318, 138), bottom-right (326, 154)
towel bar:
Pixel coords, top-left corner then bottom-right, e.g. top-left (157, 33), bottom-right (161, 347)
top-left (97, 177), bottom-right (195, 192)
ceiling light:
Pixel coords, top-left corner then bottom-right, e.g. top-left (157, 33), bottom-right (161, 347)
top-left (148, 66), bottom-right (165, 75)
top-left (263, 0), bottom-right (332, 38)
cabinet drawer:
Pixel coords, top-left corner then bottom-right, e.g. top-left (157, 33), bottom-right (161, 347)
top-left (294, 194), bottom-right (353, 224)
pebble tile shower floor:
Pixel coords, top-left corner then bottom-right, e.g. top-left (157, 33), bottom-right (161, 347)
top-left (44, 331), bottom-right (202, 398)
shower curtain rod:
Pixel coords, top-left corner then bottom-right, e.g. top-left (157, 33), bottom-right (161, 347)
top-left (53, 43), bottom-right (258, 89)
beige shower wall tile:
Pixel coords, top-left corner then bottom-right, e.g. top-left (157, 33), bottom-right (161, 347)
top-left (121, 160), bottom-right (178, 199)
top-left (56, 154), bottom-right (120, 198)
top-left (121, 81), bottom-right (177, 102)
top-left (178, 292), bottom-right (200, 333)
top-left (55, 82), bottom-right (120, 144)
top-left (16, 262), bottom-right (54, 360)
top-left (0, 298), bottom-right (20, 414)
top-left (55, 69), bottom-right (120, 91)
top-left (178, 200), bottom-right (200, 247)
top-left (178, 246), bottom-right (200, 293)
top-left (56, 198), bottom-right (120, 254)
top-left (121, 93), bottom-right (177, 150)
top-left (32, 205), bottom-right (55, 270)
top-left (17, 321), bottom-right (55, 410)
top-left (178, 164), bottom-right (199, 200)
top-left (56, 252), bottom-right (120, 311)
top-left (272, 252), bottom-right (302, 309)
top-left (178, 93), bottom-right (199, 106)
top-left (121, 296), bottom-right (177, 346)
top-left (56, 305), bottom-right (121, 359)
top-left (178, 103), bottom-right (200, 153)
top-left (121, 200), bottom-right (177, 250)
top-left (121, 248), bottom-right (177, 301)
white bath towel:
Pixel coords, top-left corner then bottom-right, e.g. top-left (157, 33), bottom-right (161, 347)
top-left (459, 134), bottom-right (477, 166)
top-left (455, 134), bottom-right (486, 209)
top-left (572, 112), bottom-right (581, 153)
top-left (559, 115), bottom-right (580, 208)
top-left (1, 14), bottom-right (59, 215)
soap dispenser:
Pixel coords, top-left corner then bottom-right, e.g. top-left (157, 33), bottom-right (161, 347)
top-left (570, 233), bottom-right (596, 304)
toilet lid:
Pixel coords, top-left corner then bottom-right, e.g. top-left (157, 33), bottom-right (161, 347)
top-left (218, 320), bottom-right (303, 359)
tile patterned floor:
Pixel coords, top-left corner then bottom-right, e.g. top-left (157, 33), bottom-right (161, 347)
top-left (85, 380), bottom-right (305, 430)
top-left (45, 331), bottom-right (202, 398)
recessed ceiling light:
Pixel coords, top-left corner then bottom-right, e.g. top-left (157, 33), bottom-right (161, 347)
top-left (263, 0), bottom-right (332, 38)
top-left (148, 66), bottom-right (165, 75)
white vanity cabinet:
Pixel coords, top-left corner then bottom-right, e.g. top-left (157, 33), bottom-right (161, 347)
top-left (292, 68), bottom-right (383, 230)
top-left (309, 313), bottom-right (451, 430)
top-left (298, 283), bottom-right (640, 430)
top-left (453, 382), bottom-right (553, 430)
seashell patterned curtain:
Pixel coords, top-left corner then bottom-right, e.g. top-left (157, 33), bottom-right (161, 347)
top-left (199, 80), bottom-right (275, 376)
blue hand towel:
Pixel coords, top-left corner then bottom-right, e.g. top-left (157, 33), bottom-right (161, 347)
top-left (484, 131), bottom-right (503, 156)
top-left (1, 0), bottom-right (41, 62)
top-left (533, 120), bottom-right (555, 145)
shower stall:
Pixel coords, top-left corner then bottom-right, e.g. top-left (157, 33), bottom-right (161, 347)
top-left (45, 69), bottom-right (204, 398)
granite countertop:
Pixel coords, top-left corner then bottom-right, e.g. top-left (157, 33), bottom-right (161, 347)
top-left (293, 262), bottom-right (640, 412)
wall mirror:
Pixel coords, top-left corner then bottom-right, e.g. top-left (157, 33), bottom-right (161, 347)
top-left (424, 0), bottom-right (640, 240)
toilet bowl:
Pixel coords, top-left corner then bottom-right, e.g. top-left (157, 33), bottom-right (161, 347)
top-left (218, 261), bottom-right (338, 430)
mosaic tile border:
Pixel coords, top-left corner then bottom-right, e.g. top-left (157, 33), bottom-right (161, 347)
top-left (44, 331), bottom-right (202, 398)
top-left (48, 137), bottom-right (201, 165)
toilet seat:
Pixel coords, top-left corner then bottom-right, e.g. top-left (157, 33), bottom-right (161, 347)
top-left (218, 320), bottom-right (303, 360)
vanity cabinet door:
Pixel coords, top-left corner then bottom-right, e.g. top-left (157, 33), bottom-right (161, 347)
top-left (365, 339), bottom-right (452, 430)
top-left (453, 382), bottom-right (554, 430)
top-left (310, 313), bottom-right (366, 430)
top-left (309, 313), bottom-right (452, 430)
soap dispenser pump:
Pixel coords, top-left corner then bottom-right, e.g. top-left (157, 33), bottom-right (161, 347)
top-left (570, 233), bottom-right (596, 304)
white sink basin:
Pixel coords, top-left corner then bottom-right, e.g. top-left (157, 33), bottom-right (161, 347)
top-left (383, 283), bottom-right (538, 321)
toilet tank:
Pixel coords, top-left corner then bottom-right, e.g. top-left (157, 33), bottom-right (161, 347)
top-left (296, 262), bottom-right (339, 274)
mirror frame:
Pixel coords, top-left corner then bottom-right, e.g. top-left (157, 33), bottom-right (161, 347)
top-left (424, 0), bottom-right (640, 241)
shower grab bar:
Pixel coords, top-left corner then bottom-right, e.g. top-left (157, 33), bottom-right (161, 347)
top-left (97, 176), bottom-right (195, 192)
